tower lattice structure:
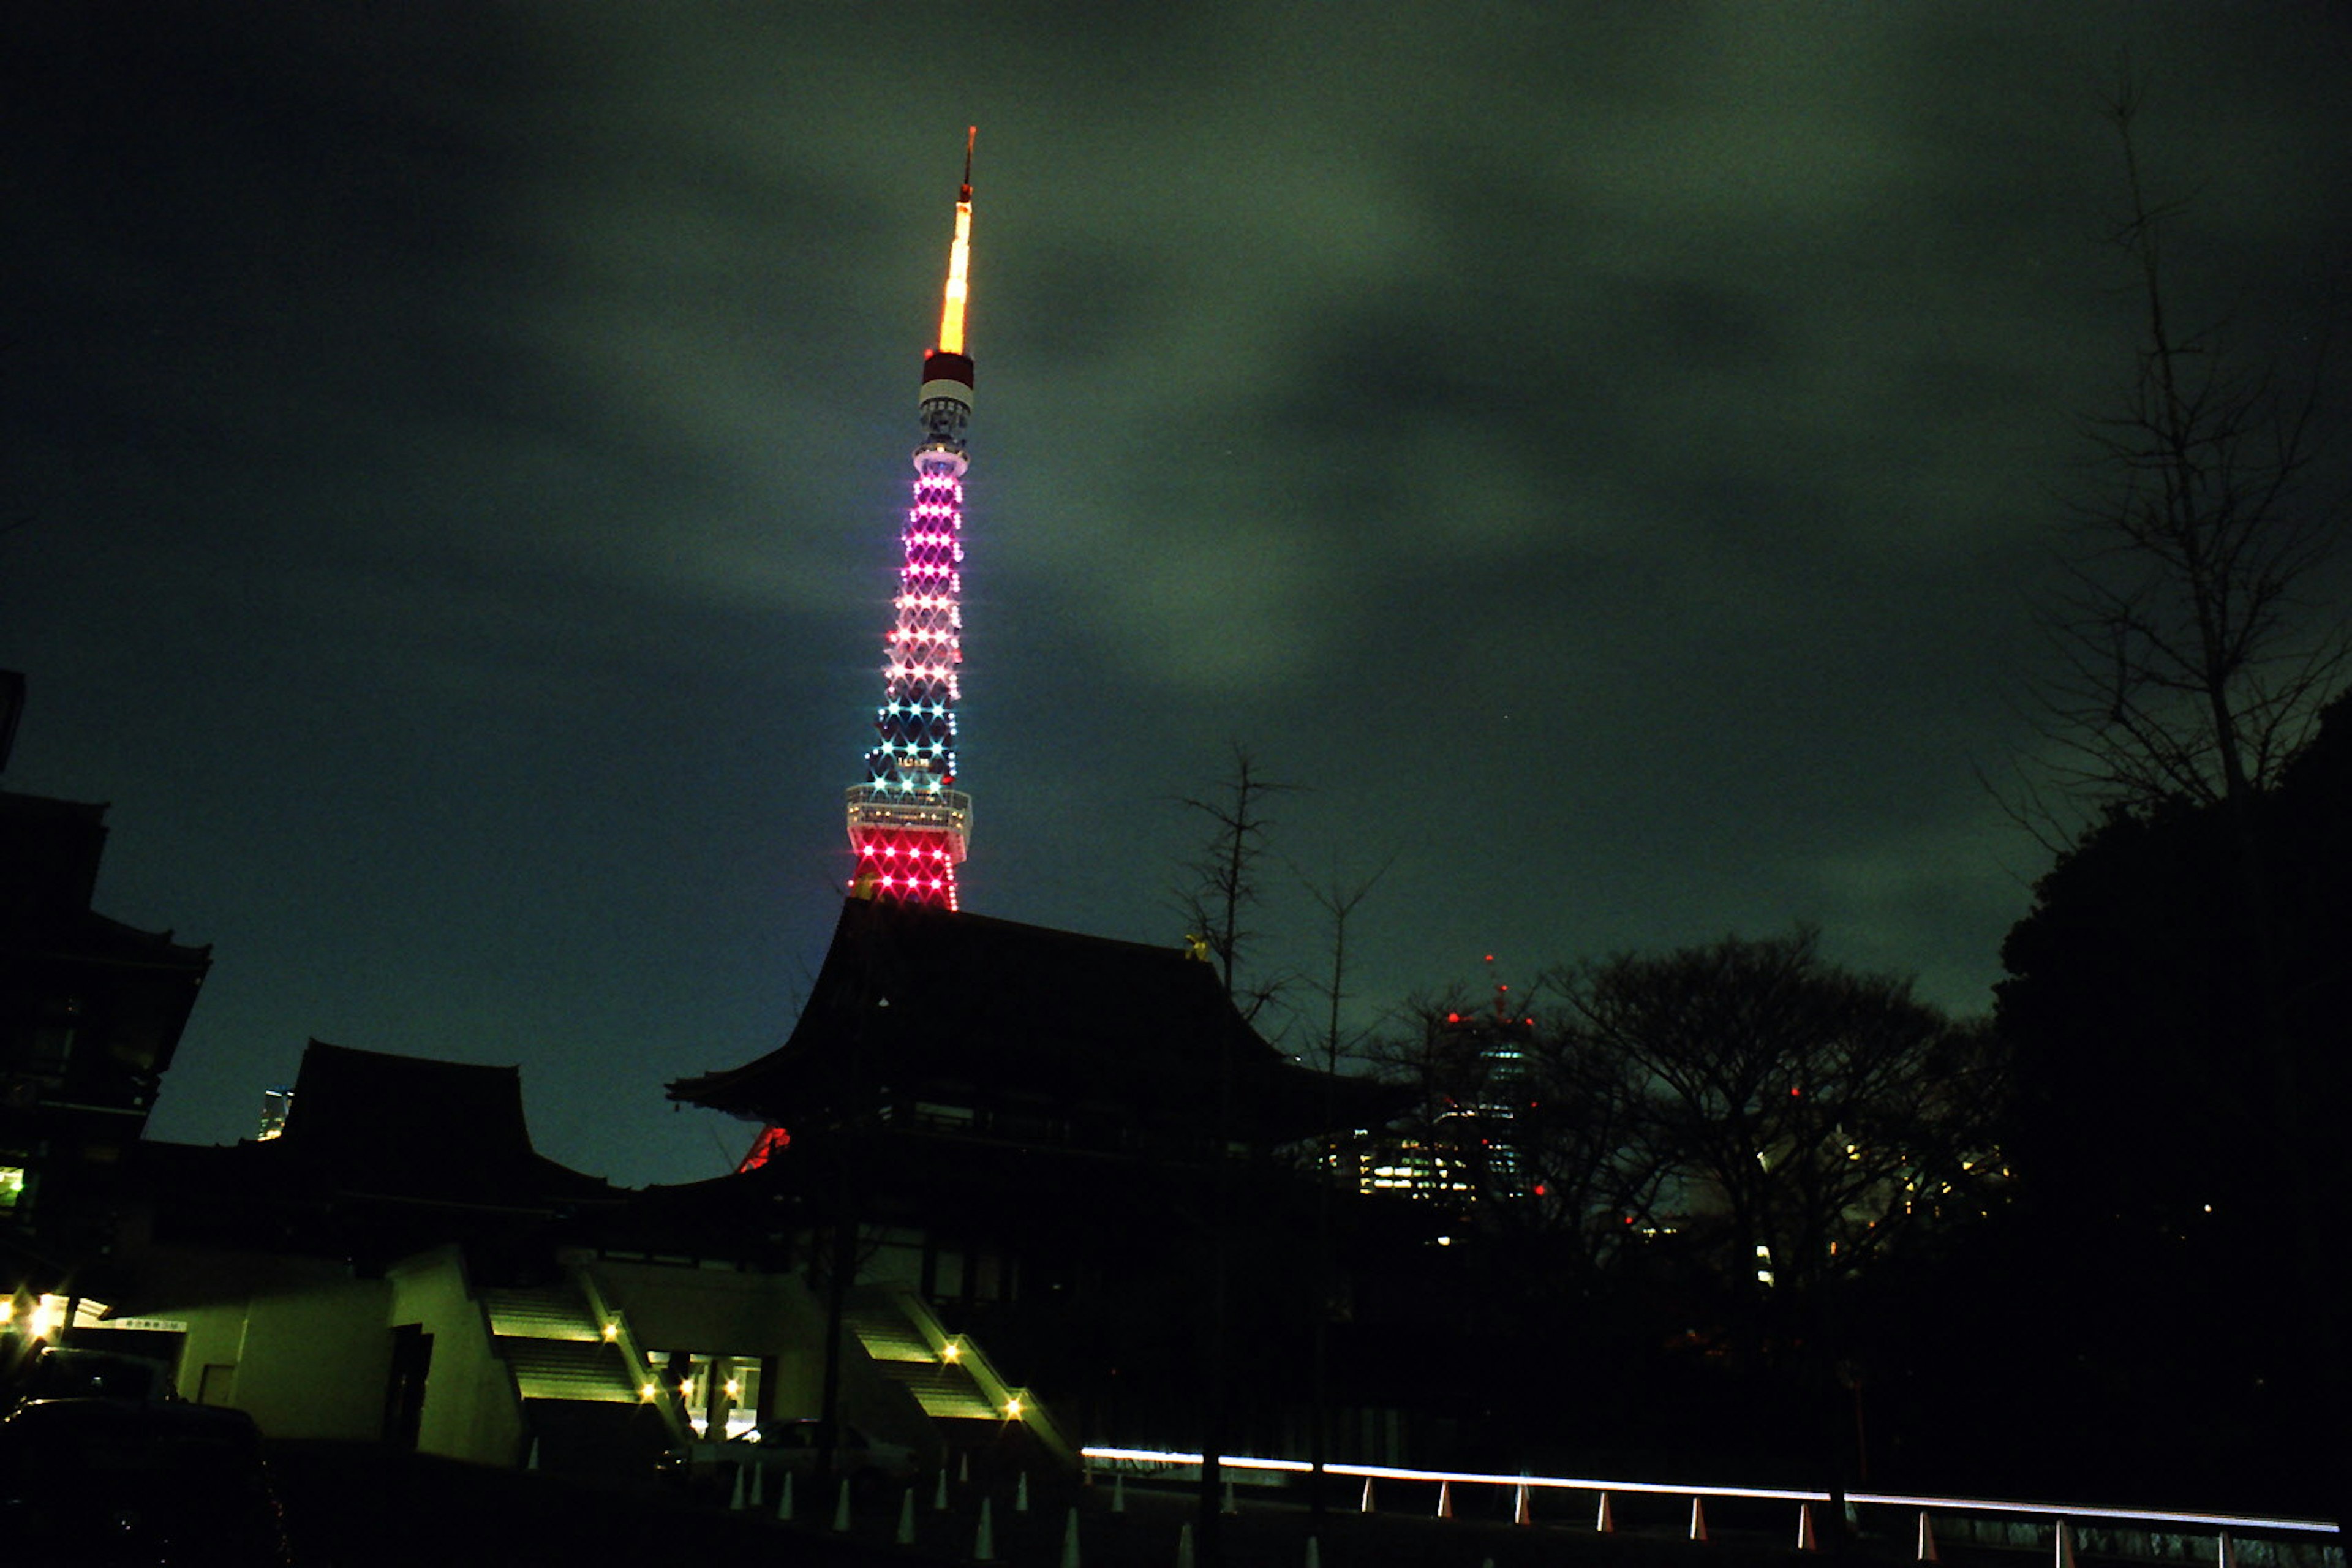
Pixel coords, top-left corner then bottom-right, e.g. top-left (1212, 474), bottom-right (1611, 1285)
top-left (845, 132), bottom-right (977, 910)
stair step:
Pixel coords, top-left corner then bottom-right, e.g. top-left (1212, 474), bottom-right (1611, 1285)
top-left (872, 1362), bottom-right (997, 1420)
top-left (483, 1286), bottom-right (601, 1342)
top-left (844, 1318), bottom-right (933, 1362)
top-left (500, 1336), bottom-right (637, 1403)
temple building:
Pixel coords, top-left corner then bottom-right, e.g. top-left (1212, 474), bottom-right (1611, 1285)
top-left (1, 671), bottom-right (211, 1302)
top-left (668, 894), bottom-right (1397, 1447)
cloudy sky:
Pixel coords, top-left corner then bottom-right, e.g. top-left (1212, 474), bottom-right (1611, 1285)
top-left (6, 4), bottom-right (2345, 1186)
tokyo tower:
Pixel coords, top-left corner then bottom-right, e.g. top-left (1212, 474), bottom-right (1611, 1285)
top-left (845, 130), bottom-right (978, 910)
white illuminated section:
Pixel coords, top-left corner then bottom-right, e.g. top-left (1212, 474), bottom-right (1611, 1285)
top-left (1847, 1493), bottom-right (2340, 1536)
top-left (1080, 1450), bottom-right (2342, 1534)
top-left (1079, 1449), bottom-right (1828, 1502)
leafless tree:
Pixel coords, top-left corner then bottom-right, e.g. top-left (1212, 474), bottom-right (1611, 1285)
top-left (1294, 853), bottom-right (1389, 1524)
top-left (1170, 745), bottom-right (1295, 1566)
top-left (2017, 77), bottom-right (2344, 842)
top-left (1173, 745), bottom-right (1298, 1022)
top-left (1550, 929), bottom-right (2001, 1305)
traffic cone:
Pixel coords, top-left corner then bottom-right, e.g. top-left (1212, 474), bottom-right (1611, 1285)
top-left (834, 1479), bottom-right (852, 1533)
top-left (1437, 1480), bottom-right (1453, 1519)
top-left (1917, 1511), bottom-right (1937, 1562)
top-left (1513, 1481), bottom-right (1532, 1526)
top-left (1177, 1521), bottom-right (1194, 1568)
top-left (779, 1471), bottom-right (795, 1520)
top-left (1061, 1507), bottom-right (1082, 1568)
top-left (1798, 1502), bottom-right (1819, 1551)
top-left (1596, 1493), bottom-right (1616, 1534)
top-left (935, 1467), bottom-right (951, 1510)
top-left (526, 1438), bottom-right (541, 1471)
top-left (750, 1466), bottom-right (765, 1509)
top-left (1690, 1497), bottom-right (1709, 1542)
top-left (976, 1497), bottom-right (995, 1563)
top-left (1359, 1478), bottom-right (1376, 1513)
top-left (1017, 1472), bottom-right (1031, 1513)
top-left (729, 1465), bottom-right (745, 1511)
top-left (2056, 1520), bottom-right (2076, 1568)
top-left (897, 1487), bottom-right (916, 1545)
top-left (1113, 1473), bottom-right (1127, 1513)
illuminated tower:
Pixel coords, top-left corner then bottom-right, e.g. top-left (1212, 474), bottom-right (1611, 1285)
top-left (845, 130), bottom-right (978, 910)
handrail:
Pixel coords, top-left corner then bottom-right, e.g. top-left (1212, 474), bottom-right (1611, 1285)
top-left (1082, 1447), bottom-right (1828, 1503)
top-left (1847, 1491), bottom-right (2339, 1536)
top-left (1080, 1447), bottom-right (2342, 1538)
top-left (570, 1259), bottom-right (688, 1449)
top-left (886, 1283), bottom-right (1075, 1469)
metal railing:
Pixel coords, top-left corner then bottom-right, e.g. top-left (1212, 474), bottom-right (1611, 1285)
top-left (1080, 1447), bottom-right (2342, 1558)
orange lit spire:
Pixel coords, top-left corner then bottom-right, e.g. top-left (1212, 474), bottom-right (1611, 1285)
top-left (937, 126), bottom-right (974, 353)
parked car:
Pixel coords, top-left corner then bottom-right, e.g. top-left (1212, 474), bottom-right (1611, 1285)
top-left (663, 1418), bottom-right (919, 1502)
top-left (0, 1397), bottom-right (291, 1564)
top-left (1, 1346), bottom-right (175, 1415)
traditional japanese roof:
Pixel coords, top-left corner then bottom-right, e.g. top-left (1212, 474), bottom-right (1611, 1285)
top-left (258, 1039), bottom-right (619, 1210)
top-left (668, 897), bottom-right (1388, 1144)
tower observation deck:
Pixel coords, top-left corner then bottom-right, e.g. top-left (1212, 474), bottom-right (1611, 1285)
top-left (846, 131), bottom-right (978, 909)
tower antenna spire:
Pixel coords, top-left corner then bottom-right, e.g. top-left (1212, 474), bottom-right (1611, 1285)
top-left (845, 132), bottom-right (979, 908)
top-left (937, 129), bottom-right (975, 355)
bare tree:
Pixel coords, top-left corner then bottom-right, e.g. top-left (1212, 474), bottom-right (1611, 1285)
top-left (1552, 929), bottom-right (2000, 1308)
top-left (1294, 853), bottom-right (1389, 1525)
top-left (1170, 745), bottom-right (1295, 1567)
top-left (1297, 854), bottom-right (1393, 1076)
top-left (2020, 77), bottom-right (2344, 837)
top-left (1173, 745), bottom-right (1298, 1021)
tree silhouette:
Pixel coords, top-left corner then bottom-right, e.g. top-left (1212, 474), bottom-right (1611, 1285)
top-left (2019, 78), bottom-right (2343, 834)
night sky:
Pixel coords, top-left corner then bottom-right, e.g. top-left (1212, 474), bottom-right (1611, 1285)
top-left (4, 6), bottom-right (2345, 1187)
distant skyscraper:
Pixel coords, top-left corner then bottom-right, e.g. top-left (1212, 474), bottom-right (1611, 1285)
top-left (1356, 957), bottom-right (1536, 1202)
top-left (845, 130), bottom-right (978, 911)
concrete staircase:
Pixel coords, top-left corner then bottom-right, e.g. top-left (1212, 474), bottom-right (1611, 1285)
top-left (845, 1292), bottom-right (998, 1421)
top-left (481, 1284), bottom-right (636, 1404)
top-left (842, 1285), bottom-right (1072, 1468)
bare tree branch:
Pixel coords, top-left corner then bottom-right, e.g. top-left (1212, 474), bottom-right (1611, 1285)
top-left (2012, 77), bottom-right (2346, 840)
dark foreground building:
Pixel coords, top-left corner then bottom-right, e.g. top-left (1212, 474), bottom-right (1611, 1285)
top-left (1, 672), bottom-right (211, 1302)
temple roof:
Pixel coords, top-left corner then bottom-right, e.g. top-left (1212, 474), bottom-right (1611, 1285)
top-left (255, 1039), bottom-right (619, 1210)
top-left (669, 897), bottom-right (1388, 1142)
